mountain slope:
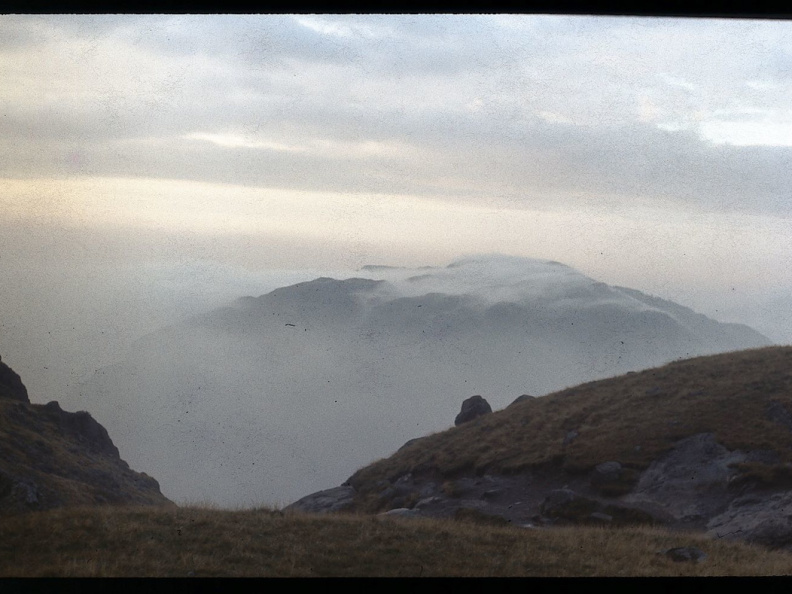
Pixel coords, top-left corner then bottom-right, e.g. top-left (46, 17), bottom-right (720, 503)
top-left (0, 355), bottom-right (173, 515)
top-left (289, 346), bottom-right (792, 550)
top-left (67, 255), bottom-right (771, 507)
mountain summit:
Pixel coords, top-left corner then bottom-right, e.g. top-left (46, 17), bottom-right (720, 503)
top-left (69, 255), bottom-right (770, 507)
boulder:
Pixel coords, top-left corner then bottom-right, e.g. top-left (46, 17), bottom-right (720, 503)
top-left (284, 485), bottom-right (356, 514)
top-left (707, 491), bottom-right (792, 549)
top-left (590, 461), bottom-right (623, 489)
top-left (540, 489), bottom-right (598, 521)
top-left (379, 507), bottom-right (422, 519)
top-left (623, 433), bottom-right (745, 524)
top-left (664, 547), bottom-right (707, 563)
top-left (454, 395), bottom-right (492, 426)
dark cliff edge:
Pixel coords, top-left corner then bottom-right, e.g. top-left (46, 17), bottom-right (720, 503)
top-left (0, 355), bottom-right (173, 515)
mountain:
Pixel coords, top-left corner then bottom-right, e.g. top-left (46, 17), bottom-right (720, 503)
top-left (289, 346), bottom-right (792, 551)
top-left (0, 354), bottom-right (172, 515)
top-left (67, 255), bottom-right (770, 507)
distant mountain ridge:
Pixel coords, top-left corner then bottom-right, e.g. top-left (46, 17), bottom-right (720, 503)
top-left (68, 255), bottom-right (771, 507)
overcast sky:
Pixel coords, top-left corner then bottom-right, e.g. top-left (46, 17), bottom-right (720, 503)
top-left (1, 14), bottom-right (791, 396)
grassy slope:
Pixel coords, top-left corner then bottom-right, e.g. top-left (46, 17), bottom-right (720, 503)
top-left (349, 346), bottom-right (792, 499)
top-left (1, 505), bottom-right (792, 577)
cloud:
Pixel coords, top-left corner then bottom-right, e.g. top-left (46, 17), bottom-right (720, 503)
top-left (1, 15), bottom-right (791, 216)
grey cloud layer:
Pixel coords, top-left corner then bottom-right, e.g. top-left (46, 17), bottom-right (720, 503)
top-left (2, 15), bottom-right (791, 215)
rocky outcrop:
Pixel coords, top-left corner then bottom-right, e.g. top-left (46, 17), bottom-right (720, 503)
top-left (41, 400), bottom-right (120, 458)
top-left (454, 396), bottom-right (492, 426)
top-left (622, 433), bottom-right (745, 525)
top-left (289, 431), bottom-right (792, 551)
top-left (284, 485), bottom-right (356, 514)
top-left (287, 349), bottom-right (792, 551)
top-left (707, 491), bottom-right (792, 548)
top-left (663, 547), bottom-right (707, 563)
top-left (0, 354), bottom-right (173, 515)
top-left (0, 356), bottom-right (29, 403)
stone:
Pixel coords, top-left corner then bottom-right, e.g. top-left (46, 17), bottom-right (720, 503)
top-left (563, 430), bottom-right (579, 445)
top-left (591, 461), bottom-right (623, 487)
top-left (379, 508), bottom-right (421, 519)
top-left (284, 485), bottom-right (356, 514)
top-left (664, 547), bottom-right (707, 563)
top-left (455, 395), bottom-right (492, 426)
top-left (765, 401), bottom-right (792, 432)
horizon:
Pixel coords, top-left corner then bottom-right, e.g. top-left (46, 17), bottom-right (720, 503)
top-left (1, 14), bottom-right (790, 445)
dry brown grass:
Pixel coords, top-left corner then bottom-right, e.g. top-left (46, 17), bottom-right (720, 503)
top-left (349, 346), bottom-right (792, 503)
top-left (1, 505), bottom-right (791, 576)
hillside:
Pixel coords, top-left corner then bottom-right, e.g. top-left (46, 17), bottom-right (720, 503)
top-left (290, 346), bottom-right (792, 550)
top-left (0, 355), bottom-right (173, 514)
top-left (65, 255), bottom-right (771, 507)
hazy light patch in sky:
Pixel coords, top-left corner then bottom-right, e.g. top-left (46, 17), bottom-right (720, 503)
top-left (2, 175), bottom-right (788, 297)
top-left (699, 120), bottom-right (792, 147)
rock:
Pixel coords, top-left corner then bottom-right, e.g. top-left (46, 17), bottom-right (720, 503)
top-left (623, 433), bottom-right (745, 524)
top-left (415, 496), bottom-right (444, 509)
top-left (41, 401), bottom-right (119, 458)
top-left (0, 357), bottom-right (29, 403)
top-left (509, 394), bottom-right (534, 407)
top-left (379, 508), bottom-right (421, 519)
top-left (707, 490), bottom-right (792, 549)
top-left (664, 547), bottom-right (707, 563)
top-left (455, 395), bottom-right (492, 426)
top-left (284, 485), bottom-right (356, 514)
top-left (563, 430), bottom-right (579, 445)
top-left (765, 401), bottom-right (792, 432)
top-left (540, 489), bottom-right (598, 521)
top-left (591, 461), bottom-right (623, 487)
top-left (0, 358), bottom-right (172, 515)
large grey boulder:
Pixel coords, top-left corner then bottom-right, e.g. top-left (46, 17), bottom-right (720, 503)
top-left (623, 433), bottom-right (746, 523)
top-left (454, 395), bottom-right (492, 426)
top-left (284, 485), bottom-right (356, 514)
top-left (707, 491), bottom-right (792, 549)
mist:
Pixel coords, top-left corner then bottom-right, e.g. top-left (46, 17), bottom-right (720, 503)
top-left (1, 14), bottom-right (791, 508)
top-left (28, 254), bottom-right (765, 508)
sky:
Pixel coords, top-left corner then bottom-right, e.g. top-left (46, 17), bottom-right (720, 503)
top-left (1, 14), bottom-right (791, 400)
